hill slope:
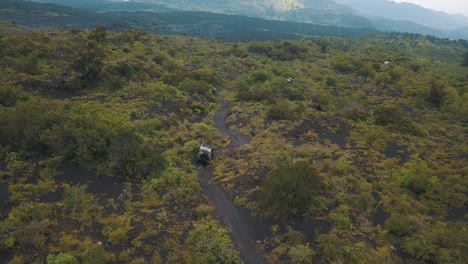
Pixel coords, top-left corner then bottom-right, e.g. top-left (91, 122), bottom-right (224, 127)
top-left (0, 23), bottom-right (467, 263)
top-left (30, 0), bottom-right (468, 39)
top-left (0, 0), bottom-right (379, 41)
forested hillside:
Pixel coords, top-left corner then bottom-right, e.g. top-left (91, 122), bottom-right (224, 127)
top-left (0, 0), bottom-right (379, 41)
top-left (0, 22), bottom-right (467, 263)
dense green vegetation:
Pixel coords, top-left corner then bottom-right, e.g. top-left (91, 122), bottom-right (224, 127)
top-left (0, 22), bottom-right (467, 263)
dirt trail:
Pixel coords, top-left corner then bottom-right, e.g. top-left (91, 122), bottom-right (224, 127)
top-left (198, 99), bottom-right (269, 264)
top-left (213, 100), bottom-right (251, 148)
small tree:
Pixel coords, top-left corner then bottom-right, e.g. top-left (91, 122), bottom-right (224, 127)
top-left (89, 25), bottom-right (107, 44)
top-left (428, 80), bottom-right (446, 107)
top-left (62, 184), bottom-right (93, 219)
top-left (260, 161), bottom-right (323, 219)
top-left (71, 42), bottom-right (105, 89)
top-left (462, 52), bottom-right (468, 67)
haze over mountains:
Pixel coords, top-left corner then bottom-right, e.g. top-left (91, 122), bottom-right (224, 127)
top-left (334, 0), bottom-right (468, 30)
top-left (8, 0), bottom-right (468, 39)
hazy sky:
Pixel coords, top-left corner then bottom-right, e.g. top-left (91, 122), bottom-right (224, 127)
top-left (393, 0), bottom-right (468, 17)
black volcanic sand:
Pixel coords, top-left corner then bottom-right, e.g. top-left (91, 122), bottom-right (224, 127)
top-left (55, 161), bottom-right (126, 200)
top-left (0, 160), bottom-right (10, 219)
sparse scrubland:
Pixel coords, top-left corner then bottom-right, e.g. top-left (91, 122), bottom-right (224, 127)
top-left (0, 22), bottom-right (466, 263)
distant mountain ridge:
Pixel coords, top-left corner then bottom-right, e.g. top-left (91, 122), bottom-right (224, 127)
top-left (0, 0), bottom-right (379, 41)
top-left (139, 0), bottom-right (374, 28)
top-left (8, 0), bottom-right (468, 39)
top-left (334, 0), bottom-right (468, 30)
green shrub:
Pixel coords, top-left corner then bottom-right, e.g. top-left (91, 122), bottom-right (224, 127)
top-left (0, 202), bottom-right (54, 249)
top-left (62, 184), bottom-right (94, 219)
top-left (70, 41), bottom-right (105, 89)
top-left (248, 42), bottom-right (272, 55)
top-left (373, 104), bottom-right (426, 136)
top-left (100, 214), bottom-right (133, 246)
top-left (260, 161), bottom-right (323, 219)
top-left (288, 244), bottom-right (315, 264)
top-left (399, 159), bottom-right (438, 196)
top-left (328, 205), bottom-right (352, 230)
top-left (108, 131), bottom-right (166, 179)
top-left (428, 79), bottom-right (447, 107)
top-left (266, 100), bottom-right (303, 120)
top-left (185, 219), bottom-right (242, 263)
top-left (0, 85), bottom-right (19, 107)
top-left (0, 99), bottom-right (62, 150)
top-left (47, 253), bottom-right (78, 264)
top-left (178, 78), bottom-right (211, 96)
top-left (384, 213), bottom-right (416, 237)
top-left (236, 83), bottom-right (274, 102)
top-left (250, 70), bottom-right (272, 83)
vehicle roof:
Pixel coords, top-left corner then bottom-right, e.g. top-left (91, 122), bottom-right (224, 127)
top-left (200, 142), bottom-right (213, 151)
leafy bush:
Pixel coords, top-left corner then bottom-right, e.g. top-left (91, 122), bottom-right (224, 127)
top-left (250, 70), bottom-right (272, 83)
top-left (62, 184), bottom-right (95, 219)
top-left (108, 131), bottom-right (166, 179)
top-left (0, 85), bottom-right (19, 107)
top-left (248, 42), bottom-right (272, 55)
top-left (0, 202), bottom-right (54, 250)
top-left (0, 99), bottom-right (63, 151)
top-left (47, 253), bottom-right (78, 264)
top-left (178, 78), bottom-right (211, 96)
top-left (70, 41), bottom-right (105, 89)
top-left (236, 83), bottom-right (274, 102)
top-left (328, 205), bottom-right (352, 230)
top-left (266, 99), bottom-right (303, 120)
top-left (399, 159), bottom-right (438, 196)
top-left (288, 244), bottom-right (315, 264)
top-left (40, 102), bottom-right (130, 164)
top-left (384, 212), bottom-right (416, 237)
top-left (260, 161), bottom-right (323, 219)
top-left (79, 238), bottom-right (107, 264)
top-left (185, 219), bottom-right (242, 263)
top-left (373, 104), bottom-right (426, 136)
top-left (428, 79), bottom-right (447, 107)
top-left (100, 214), bottom-right (133, 246)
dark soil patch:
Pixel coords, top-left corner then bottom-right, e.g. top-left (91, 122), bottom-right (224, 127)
top-left (384, 141), bottom-right (409, 163)
top-left (393, 245), bottom-right (413, 262)
top-left (293, 219), bottom-right (331, 242)
top-left (145, 100), bottom-right (190, 119)
top-left (288, 115), bottom-right (350, 148)
top-left (39, 186), bottom-right (64, 204)
top-left (292, 139), bottom-right (312, 147)
top-left (0, 182), bottom-right (11, 219)
top-left (446, 207), bottom-right (468, 222)
top-left (0, 160), bottom-right (6, 171)
top-left (371, 206), bottom-right (389, 227)
top-left (0, 249), bottom-right (13, 264)
top-left (82, 95), bottom-right (108, 103)
top-left (18, 78), bottom-right (84, 99)
top-left (0, 160), bottom-right (11, 219)
top-left (320, 129), bottom-right (349, 147)
top-left (55, 161), bottom-right (126, 200)
top-left (147, 102), bottom-right (180, 116)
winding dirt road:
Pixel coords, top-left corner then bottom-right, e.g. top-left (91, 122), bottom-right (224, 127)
top-left (198, 100), bottom-right (269, 264)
